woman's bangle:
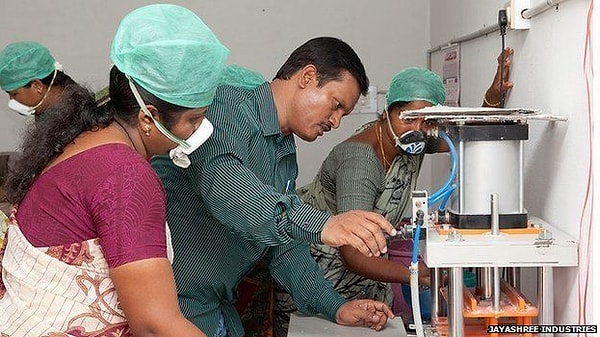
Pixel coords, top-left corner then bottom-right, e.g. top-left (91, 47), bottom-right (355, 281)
top-left (483, 92), bottom-right (503, 107)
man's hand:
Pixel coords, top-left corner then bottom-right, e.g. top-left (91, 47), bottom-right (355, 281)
top-left (335, 299), bottom-right (395, 331)
top-left (321, 210), bottom-right (396, 257)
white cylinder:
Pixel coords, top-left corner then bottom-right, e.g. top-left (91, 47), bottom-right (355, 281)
top-left (454, 140), bottom-right (522, 214)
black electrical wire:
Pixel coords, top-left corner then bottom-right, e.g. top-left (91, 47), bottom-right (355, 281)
top-left (498, 9), bottom-right (509, 105)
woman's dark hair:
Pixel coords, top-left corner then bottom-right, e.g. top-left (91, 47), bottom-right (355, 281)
top-left (4, 66), bottom-right (191, 204)
top-left (388, 101), bottom-right (409, 112)
top-left (23, 70), bottom-right (77, 88)
top-left (274, 37), bottom-right (369, 95)
top-left (108, 65), bottom-right (188, 129)
top-left (4, 83), bottom-right (112, 203)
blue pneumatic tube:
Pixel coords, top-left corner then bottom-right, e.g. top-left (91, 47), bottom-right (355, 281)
top-left (428, 130), bottom-right (457, 208)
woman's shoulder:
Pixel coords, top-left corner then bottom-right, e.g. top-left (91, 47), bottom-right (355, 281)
top-left (323, 141), bottom-right (382, 174)
top-left (333, 141), bottom-right (377, 159)
top-left (87, 145), bottom-right (163, 202)
top-left (70, 142), bottom-right (143, 163)
top-left (88, 143), bottom-right (144, 161)
top-left (45, 143), bottom-right (151, 180)
top-left (86, 144), bottom-right (156, 179)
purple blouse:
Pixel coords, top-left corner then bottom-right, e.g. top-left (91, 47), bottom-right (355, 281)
top-left (17, 143), bottom-right (167, 268)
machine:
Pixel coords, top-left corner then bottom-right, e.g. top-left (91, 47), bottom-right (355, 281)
top-left (401, 106), bottom-right (578, 337)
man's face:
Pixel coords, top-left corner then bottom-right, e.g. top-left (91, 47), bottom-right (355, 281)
top-left (288, 70), bottom-right (361, 142)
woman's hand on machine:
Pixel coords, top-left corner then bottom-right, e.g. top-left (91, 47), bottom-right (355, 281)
top-left (335, 299), bottom-right (395, 331)
top-left (484, 47), bottom-right (514, 107)
top-left (418, 262), bottom-right (432, 287)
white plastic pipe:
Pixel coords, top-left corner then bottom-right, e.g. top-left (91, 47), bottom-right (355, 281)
top-left (427, 0), bottom-right (572, 68)
top-left (522, 0), bottom-right (570, 19)
top-left (410, 262), bottom-right (425, 337)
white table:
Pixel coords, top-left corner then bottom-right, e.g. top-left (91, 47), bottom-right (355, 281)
top-left (287, 312), bottom-right (408, 337)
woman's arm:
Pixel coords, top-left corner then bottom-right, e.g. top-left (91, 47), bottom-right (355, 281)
top-left (332, 144), bottom-right (430, 286)
top-left (482, 47), bottom-right (514, 107)
top-left (90, 157), bottom-right (205, 336)
top-left (110, 258), bottom-right (207, 337)
top-left (433, 47), bottom-right (515, 153)
top-left (340, 245), bottom-right (430, 286)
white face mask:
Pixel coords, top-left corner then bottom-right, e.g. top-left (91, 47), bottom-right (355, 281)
top-left (127, 75), bottom-right (211, 167)
top-left (169, 119), bottom-right (214, 168)
top-left (8, 99), bottom-right (35, 116)
top-left (7, 68), bottom-right (58, 117)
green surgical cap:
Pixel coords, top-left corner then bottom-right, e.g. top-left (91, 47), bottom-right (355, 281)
top-left (219, 64), bottom-right (266, 89)
top-left (110, 4), bottom-right (229, 108)
top-left (385, 67), bottom-right (446, 108)
top-left (0, 41), bottom-right (56, 92)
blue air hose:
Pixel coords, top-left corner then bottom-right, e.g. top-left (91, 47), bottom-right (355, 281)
top-left (411, 210), bottom-right (425, 264)
top-left (439, 185), bottom-right (456, 211)
top-left (428, 130), bottom-right (458, 208)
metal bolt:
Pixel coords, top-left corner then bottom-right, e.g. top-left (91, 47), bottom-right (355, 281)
top-left (447, 230), bottom-right (462, 242)
top-left (538, 229), bottom-right (553, 240)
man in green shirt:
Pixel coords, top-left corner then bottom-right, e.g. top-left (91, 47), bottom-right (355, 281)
top-left (152, 37), bottom-right (396, 337)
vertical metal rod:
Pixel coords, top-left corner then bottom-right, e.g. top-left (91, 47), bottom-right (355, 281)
top-left (476, 267), bottom-right (493, 299)
top-left (427, 51), bottom-right (432, 70)
top-left (459, 141), bottom-right (465, 213)
top-left (538, 266), bottom-right (554, 337)
top-left (493, 266), bottom-right (501, 312)
top-left (504, 267), bottom-right (512, 284)
top-left (519, 140), bottom-right (525, 213)
top-left (490, 193), bottom-right (500, 235)
top-left (508, 267), bottom-right (521, 289)
top-left (431, 268), bottom-right (442, 319)
top-left (448, 267), bottom-right (464, 337)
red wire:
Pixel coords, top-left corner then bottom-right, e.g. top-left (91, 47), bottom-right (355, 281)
top-left (578, 0), bottom-right (594, 333)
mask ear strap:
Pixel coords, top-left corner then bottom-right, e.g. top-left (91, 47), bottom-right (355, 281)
top-left (385, 108), bottom-right (400, 147)
top-left (126, 75), bottom-right (190, 149)
top-left (30, 68), bottom-right (58, 111)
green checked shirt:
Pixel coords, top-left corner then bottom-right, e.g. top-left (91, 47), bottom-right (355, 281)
top-left (151, 82), bottom-right (345, 337)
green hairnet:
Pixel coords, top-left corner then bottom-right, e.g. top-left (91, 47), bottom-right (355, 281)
top-left (385, 67), bottom-right (446, 108)
top-left (219, 64), bottom-right (266, 89)
top-left (0, 41), bottom-right (56, 92)
top-left (110, 4), bottom-right (230, 108)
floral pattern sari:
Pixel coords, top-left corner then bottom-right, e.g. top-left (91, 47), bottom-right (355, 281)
top-left (0, 209), bottom-right (132, 337)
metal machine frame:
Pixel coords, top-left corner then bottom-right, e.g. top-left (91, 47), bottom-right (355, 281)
top-left (401, 107), bottom-right (577, 337)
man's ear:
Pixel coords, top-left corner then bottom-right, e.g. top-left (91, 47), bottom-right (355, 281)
top-left (298, 64), bottom-right (318, 89)
top-left (30, 79), bottom-right (45, 94)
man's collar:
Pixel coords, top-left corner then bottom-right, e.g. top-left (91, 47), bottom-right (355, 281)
top-left (255, 82), bottom-right (281, 137)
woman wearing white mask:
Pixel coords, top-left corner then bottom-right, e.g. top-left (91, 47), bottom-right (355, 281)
top-left (0, 4), bottom-right (229, 336)
top-left (0, 41), bottom-right (77, 118)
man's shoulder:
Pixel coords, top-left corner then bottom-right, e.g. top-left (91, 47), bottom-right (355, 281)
top-left (208, 84), bottom-right (273, 131)
top-left (208, 85), bottom-right (258, 119)
top-left (213, 84), bottom-right (256, 105)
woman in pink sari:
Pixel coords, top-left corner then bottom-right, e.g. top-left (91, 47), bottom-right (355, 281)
top-left (0, 4), bottom-right (228, 336)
